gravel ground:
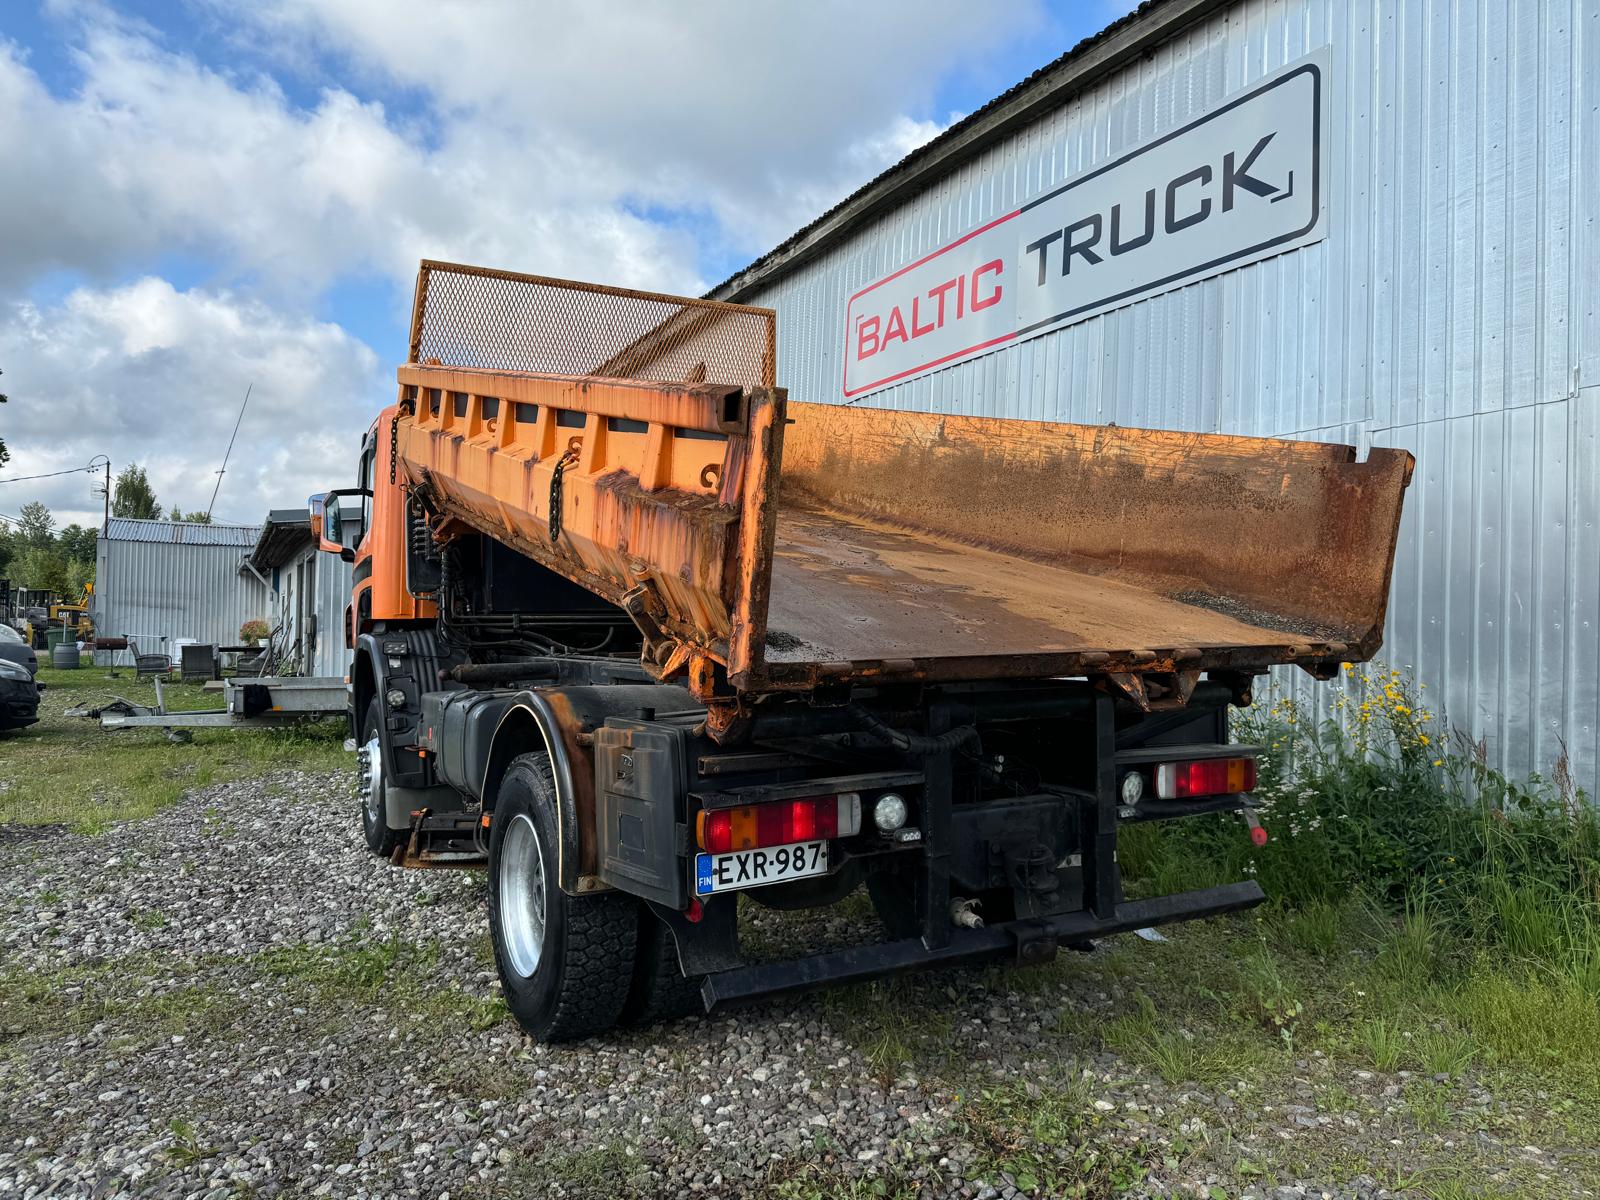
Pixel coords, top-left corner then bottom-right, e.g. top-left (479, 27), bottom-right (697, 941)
top-left (0, 768), bottom-right (1589, 1199)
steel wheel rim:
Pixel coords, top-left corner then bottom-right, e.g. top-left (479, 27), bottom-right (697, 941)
top-left (362, 734), bottom-right (383, 823)
top-left (501, 812), bottom-right (547, 977)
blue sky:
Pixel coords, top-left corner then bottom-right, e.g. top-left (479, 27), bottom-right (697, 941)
top-left (0, 0), bottom-right (1134, 527)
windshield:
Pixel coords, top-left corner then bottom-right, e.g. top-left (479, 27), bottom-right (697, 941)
top-left (0, 624), bottom-right (22, 643)
top-left (353, 431), bottom-right (376, 544)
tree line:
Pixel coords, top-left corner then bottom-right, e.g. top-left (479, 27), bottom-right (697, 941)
top-left (0, 463), bottom-right (211, 599)
top-left (0, 501), bottom-right (96, 600)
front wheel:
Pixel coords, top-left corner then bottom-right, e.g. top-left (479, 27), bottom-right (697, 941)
top-left (488, 753), bottom-right (638, 1041)
top-left (359, 699), bottom-right (402, 858)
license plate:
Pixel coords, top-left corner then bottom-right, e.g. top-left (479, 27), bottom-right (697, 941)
top-left (695, 840), bottom-right (828, 896)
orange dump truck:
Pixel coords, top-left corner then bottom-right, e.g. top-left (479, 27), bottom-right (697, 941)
top-left (316, 261), bottom-right (1412, 1041)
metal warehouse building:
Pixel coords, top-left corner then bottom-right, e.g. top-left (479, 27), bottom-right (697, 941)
top-left (712, 0), bottom-right (1599, 798)
top-left (95, 518), bottom-right (269, 660)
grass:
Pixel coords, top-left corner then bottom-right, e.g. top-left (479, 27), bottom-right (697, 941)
top-left (820, 974), bottom-right (956, 1086)
top-left (1421, 1182), bottom-right (1522, 1200)
top-left (541, 1144), bottom-right (653, 1194)
top-left (767, 1160), bottom-right (925, 1199)
top-left (485, 1144), bottom-right (658, 1200)
top-left (0, 955), bottom-right (250, 1045)
top-left (257, 938), bottom-right (509, 1032)
top-left (1103, 993), bottom-right (1237, 1086)
top-left (0, 937), bottom-right (508, 1058)
top-left (955, 1080), bottom-right (1151, 1198)
top-left (1120, 667), bottom-right (1600, 1085)
top-left (0, 660), bottom-right (348, 830)
top-left (1357, 1016), bottom-right (1407, 1071)
top-left (164, 1117), bottom-right (213, 1167)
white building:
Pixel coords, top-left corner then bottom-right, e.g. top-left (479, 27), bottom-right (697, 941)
top-left (246, 509), bottom-right (355, 680)
top-left (712, 0), bottom-right (1599, 797)
top-left (94, 510), bottom-right (353, 677)
top-left (95, 518), bottom-right (268, 661)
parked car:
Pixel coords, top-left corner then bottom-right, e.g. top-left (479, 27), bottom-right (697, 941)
top-left (0, 663), bottom-right (40, 731)
top-left (0, 622), bottom-right (38, 675)
top-left (0, 624), bottom-right (42, 731)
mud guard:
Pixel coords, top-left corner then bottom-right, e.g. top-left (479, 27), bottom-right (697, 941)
top-left (482, 683), bottom-right (696, 895)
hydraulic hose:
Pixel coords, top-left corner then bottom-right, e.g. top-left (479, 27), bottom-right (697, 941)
top-left (845, 704), bottom-right (980, 758)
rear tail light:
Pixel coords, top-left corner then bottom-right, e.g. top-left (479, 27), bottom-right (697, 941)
top-left (1154, 757), bottom-right (1257, 799)
top-left (697, 794), bottom-right (862, 853)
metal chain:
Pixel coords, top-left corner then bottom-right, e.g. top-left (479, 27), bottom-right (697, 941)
top-left (388, 412), bottom-right (399, 484)
top-left (547, 447), bottom-right (579, 543)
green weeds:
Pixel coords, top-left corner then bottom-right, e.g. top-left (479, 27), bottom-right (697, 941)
top-left (956, 1081), bottom-right (1149, 1197)
top-left (1121, 664), bottom-right (1600, 1101)
top-left (164, 1117), bottom-right (213, 1167)
top-left (258, 938), bottom-right (509, 1031)
top-left (821, 976), bottom-right (956, 1085)
top-left (1104, 993), bottom-right (1233, 1085)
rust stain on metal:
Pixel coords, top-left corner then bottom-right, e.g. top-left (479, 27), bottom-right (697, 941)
top-left (541, 690), bottom-right (600, 877)
top-left (749, 402), bottom-right (1413, 700)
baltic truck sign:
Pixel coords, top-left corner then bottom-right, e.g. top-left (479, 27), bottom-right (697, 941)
top-left (843, 54), bottom-right (1328, 399)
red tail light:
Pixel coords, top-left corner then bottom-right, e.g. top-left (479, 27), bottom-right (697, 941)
top-left (1154, 757), bottom-right (1257, 799)
top-left (697, 794), bottom-right (861, 853)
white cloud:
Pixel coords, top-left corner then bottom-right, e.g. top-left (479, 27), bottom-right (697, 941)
top-left (807, 112), bottom-right (963, 211)
top-left (0, 2), bottom-right (1051, 531)
top-left (0, 26), bottom-right (706, 297)
top-left (0, 278), bottom-right (383, 527)
top-left (226, 0), bottom-right (1040, 250)
top-left (1, 4), bottom-right (1045, 298)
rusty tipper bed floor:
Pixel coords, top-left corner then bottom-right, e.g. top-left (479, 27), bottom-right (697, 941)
top-left (761, 506), bottom-right (1333, 671)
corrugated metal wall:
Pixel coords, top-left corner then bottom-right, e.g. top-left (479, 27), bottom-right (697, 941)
top-left (308, 549), bottom-right (353, 679)
top-left (94, 520), bottom-right (270, 658)
top-left (266, 545), bottom-right (353, 678)
top-left (744, 0), bottom-right (1600, 797)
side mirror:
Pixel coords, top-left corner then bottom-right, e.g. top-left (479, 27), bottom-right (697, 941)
top-left (311, 493), bottom-right (342, 555)
top-left (314, 489), bottom-right (370, 555)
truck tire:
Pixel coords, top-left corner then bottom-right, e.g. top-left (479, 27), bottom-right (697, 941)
top-left (489, 753), bottom-right (637, 1041)
top-left (359, 699), bottom-right (403, 858)
top-left (621, 911), bottom-right (704, 1027)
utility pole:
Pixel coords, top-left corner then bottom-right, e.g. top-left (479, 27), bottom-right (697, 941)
top-left (89, 454), bottom-right (111, 530)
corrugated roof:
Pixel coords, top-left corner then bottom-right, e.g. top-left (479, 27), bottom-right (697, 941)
top-left (249, 508), bottom-right (314, 570)
top-left (102, 518), bottom-right (262, 547)
top-left (708, 0), bottom-right (1217, 302)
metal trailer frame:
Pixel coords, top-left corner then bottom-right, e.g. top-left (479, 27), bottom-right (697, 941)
top-left (94, 675), bottom-right (348, 730)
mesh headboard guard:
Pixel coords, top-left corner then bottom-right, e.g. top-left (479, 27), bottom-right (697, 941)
top-left (408, 259), bottom-right (776, 391)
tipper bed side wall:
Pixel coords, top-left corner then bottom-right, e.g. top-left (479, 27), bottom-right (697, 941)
top-left (777, 403), bottom-right (1414, 647)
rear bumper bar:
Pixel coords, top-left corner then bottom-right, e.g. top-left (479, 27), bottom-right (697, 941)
top-left (699, 880), bottom-right (1265, 1011)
